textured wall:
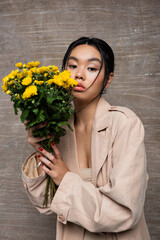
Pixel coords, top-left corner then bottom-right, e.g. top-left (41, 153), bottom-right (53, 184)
top-left (0, 0), bottom-right (159, 239)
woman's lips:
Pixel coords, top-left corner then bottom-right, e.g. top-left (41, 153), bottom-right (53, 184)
top-left (73, 83), bottom-right (86, 92)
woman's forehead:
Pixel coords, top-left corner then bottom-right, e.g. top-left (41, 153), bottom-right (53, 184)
top-left (69, 44), bottom-right (102, 62)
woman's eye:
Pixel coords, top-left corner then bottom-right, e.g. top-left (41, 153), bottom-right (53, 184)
top-left (68, 65), bottom-right (77, 69)
top-left (88, 67), bottom-right (98, 72)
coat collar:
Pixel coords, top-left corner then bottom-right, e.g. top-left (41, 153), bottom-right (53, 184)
top-left (92, 97), bottom-right (111, 132)
top-left (91, 97), bottom-right (111, 184)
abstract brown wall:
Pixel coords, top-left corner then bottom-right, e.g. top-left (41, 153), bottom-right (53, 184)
top-left (0, 0), bottom-right (159, 239)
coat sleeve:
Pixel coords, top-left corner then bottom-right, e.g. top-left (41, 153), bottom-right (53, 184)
top-left (21, 153), bottom-right (54, 214)
top-left (50, 114), bottom-right (148, 232)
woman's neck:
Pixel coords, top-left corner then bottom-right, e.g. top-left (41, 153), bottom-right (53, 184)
top-left (74, 96), bottom-right (100, 129)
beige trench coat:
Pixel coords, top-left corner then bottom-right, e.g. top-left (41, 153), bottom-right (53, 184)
top-left (22, 97), bottom-right (150, 240)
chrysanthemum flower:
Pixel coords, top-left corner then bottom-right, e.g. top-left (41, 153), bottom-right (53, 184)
top-left (22, 76), bottom-right (32, 86)
top-left (34, 80), bottom-right (44, 85)
top-left (16, 62), bottom-right (22, 68)
top-left (22, 85), bottom-right (38, 100)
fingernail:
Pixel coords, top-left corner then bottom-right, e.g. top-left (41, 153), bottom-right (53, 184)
top-left (38, 147), bottom-right (43, 151)
top-left (42, 121), bottom-right (47, 126)
top-left (37, 155), bottom-right (41, 158)
top-left (42, 163), bottom-right (44, 166)
top-left (51, 142), bottom-right (55, 147)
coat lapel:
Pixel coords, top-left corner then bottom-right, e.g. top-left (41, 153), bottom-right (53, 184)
top-left (91, 98), bottom-right (111, 185)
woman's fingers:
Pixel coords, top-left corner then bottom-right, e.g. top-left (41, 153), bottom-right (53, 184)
top-left (24, 120), bottom-right (29, 127)
top-left (26, 121), bottom-right (48, 149)
top-left (37, 143), bottom-right (68, 186)
top-left (37, 155), bottom-right (54, 170)
top-left (51, 142), bottom-right (61, 159)
top-left (27, 135), bottom-right (47, 145)
top-left (27, 121), bottom-right (47, 133)
top-left (38, 146), bottom-right (56, 164)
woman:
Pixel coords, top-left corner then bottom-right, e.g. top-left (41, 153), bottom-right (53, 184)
top-left (22, 37), bottom-right (150, 239)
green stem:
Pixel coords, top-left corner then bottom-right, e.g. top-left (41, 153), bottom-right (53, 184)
top-left (43, 175), bottom-right (50, 207)
top-left (43, 175), bottom-right (58, 207)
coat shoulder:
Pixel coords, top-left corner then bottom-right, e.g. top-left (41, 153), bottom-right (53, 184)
top-left (109, 106), bottom-right (137, 118)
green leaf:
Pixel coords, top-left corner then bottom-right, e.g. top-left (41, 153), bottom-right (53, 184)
top-left (47, 97), bottom-right (55, 104)
top-left (26, 120), bottom-right (38, 129)
top-left (33, 129), bottom-right (44, 137)
top-left (36, 93), bottom-right (44, 106)
top-left (13, 103), bottom-right (18, 115)
top-left (55, 126), bottom-right (59, 132)
top-left (20, 109), bottom-right (29, 123)
top-left (38, 109), bottom-right (45, 122)
top-left (67, 124), bottom-right (73, 131)
top-left (57, 121), bottom-right (68, 127)
top-left (33, 108), bottom-right (39, 115)
top-left (47, 121), bottom-right (56, 127)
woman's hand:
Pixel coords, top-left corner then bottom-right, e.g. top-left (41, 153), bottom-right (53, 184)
top-left (24, 121), bottom-right (51, 175)
top-left (37, 142), bottom-right (69, 186)
top-left (24, 121), bottom-right (48, 150)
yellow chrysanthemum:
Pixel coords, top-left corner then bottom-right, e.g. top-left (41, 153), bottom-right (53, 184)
top-left (34, 80), bottom-right (44, 85)
top-left (47, 75), bottom-right (64, 87)
top-left (8, 75), bottom-right (14, 80)
top-left (52, 65), bottom-right (59, 72)
top-left (30, 67), bottom-right (37, 73)
top-left (8, 70), bottom-right (18, 79)
top-left (6, 90), bottom-right (11, 95)
top-left (54, 76), bottom-right (64, 86)
top-left (23, 69), bottom-right (28, 74)
top-left (22, 85), bottom-right (38, 100)
top-left (60, 70), bottom-right (71, 81)
top-left (28, 70), bottom-right (33, 78)
top-left (64, 78), bottom-right (78, 90)
top-left (17, 72), bottom-right (25, 79)
top-left (37, 66), bottom-right (47, 73)
top-left (26, 61), bottom-right (40, 69)
top-left (47, 78), bottom-right (55, 85)
top-left (34, 61), bottom-right (40, 67)
top-left (45, 65), bottom-right (52, 71)
top-left (67, 78), bottom-right (78, 87)
top-left (26, 62), bottom-right (32, 69)
top-left (22, 76), bottom-right (32, 86)
top-left (44, 73), bottom-right (48, 77)
top-left (8, 80), bottom-right (14, 85)
top-left (55, 70), bottom-right (60, 74)
top-left (15, 62), bottom-right (22, 68)
top-left (2, 76), bottom-right (9, 84)
top-left (2, 83), bottom-right (8, 92)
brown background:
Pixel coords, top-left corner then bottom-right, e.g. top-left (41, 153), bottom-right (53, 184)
top-left (0, 0), bottom-right (159, 239)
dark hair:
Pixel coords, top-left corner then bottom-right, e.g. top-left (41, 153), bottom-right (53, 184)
top-left (62, 37), bottom-right (114, 94)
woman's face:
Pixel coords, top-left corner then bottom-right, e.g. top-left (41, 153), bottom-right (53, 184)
top-left (66, 44), bottom-right (105, 102)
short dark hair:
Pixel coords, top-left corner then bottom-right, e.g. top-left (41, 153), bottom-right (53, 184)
top-left (62, 37), bottom-right (114, 94)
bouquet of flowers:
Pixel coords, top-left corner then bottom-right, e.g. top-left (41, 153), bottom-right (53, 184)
top-left (2, 61), bottom-right (78, 206)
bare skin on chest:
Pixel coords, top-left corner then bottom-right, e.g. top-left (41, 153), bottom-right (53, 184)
top-left (75, 125), bottom-right (92, 169)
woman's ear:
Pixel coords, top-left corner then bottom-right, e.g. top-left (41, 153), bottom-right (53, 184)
top-left (105, 72), bottom-right (114, 88)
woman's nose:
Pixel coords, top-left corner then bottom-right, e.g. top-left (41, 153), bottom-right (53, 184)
top-left (75, 70), bottom-right (85, 81)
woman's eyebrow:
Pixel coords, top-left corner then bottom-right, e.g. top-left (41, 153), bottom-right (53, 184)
top-left (88, 58), bottom-right (101, 64)
top-left (68, 56), bottom-right (78, 61)
top-left (68, 56), bottom-right (101, 63)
